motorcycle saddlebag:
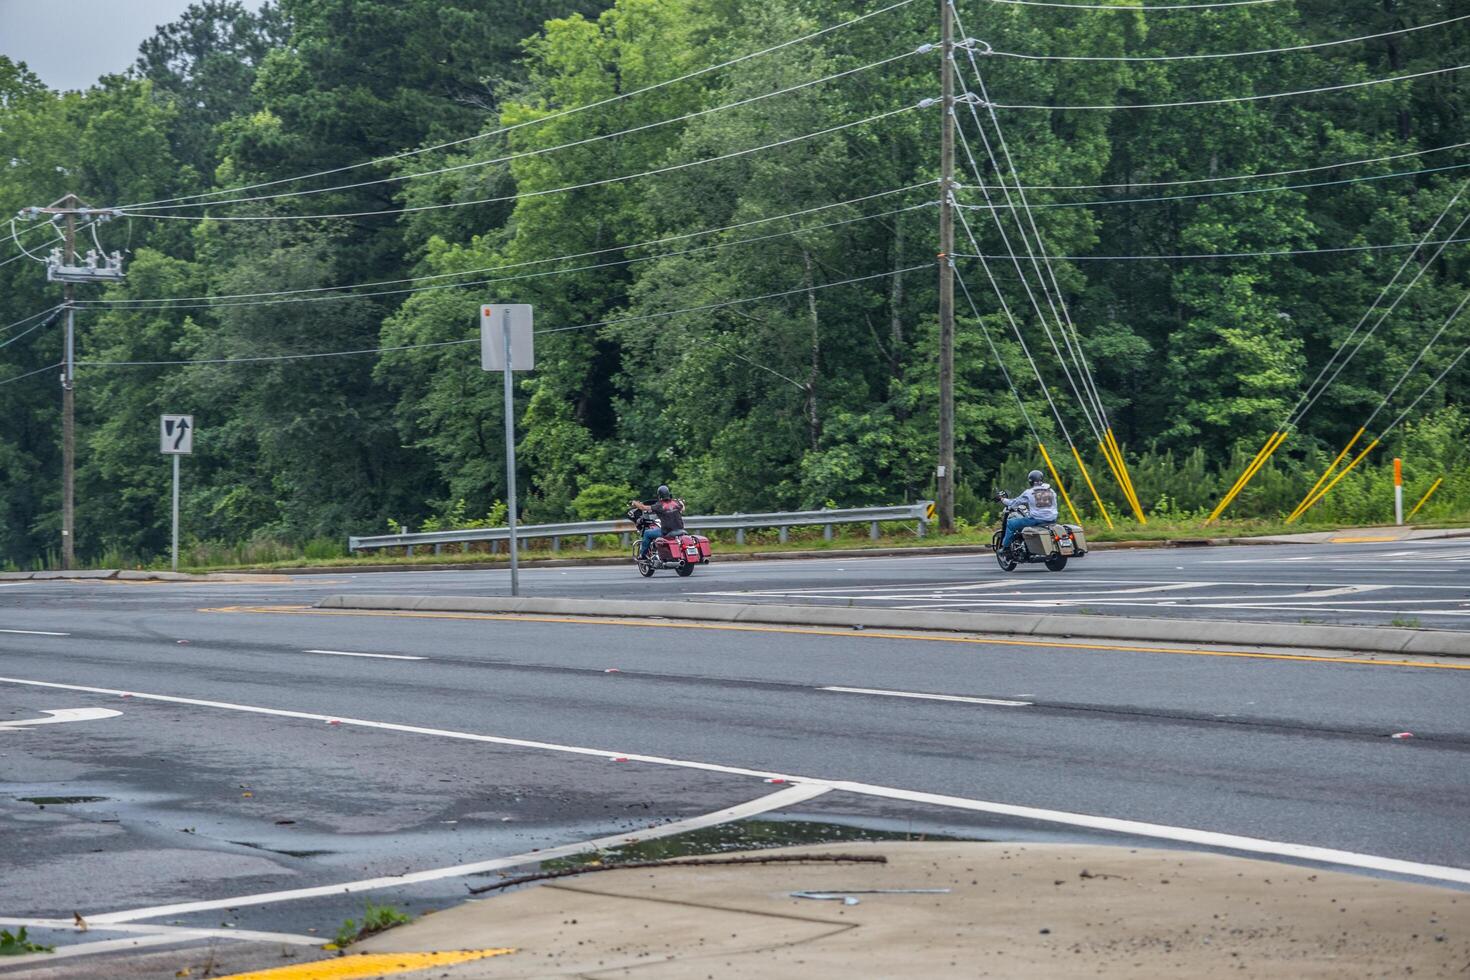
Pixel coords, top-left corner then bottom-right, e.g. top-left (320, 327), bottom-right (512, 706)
top-left (691, 534), bottom-right (712, 561)
top-left (1021, 525), bottom-right (1057, 556)
top-left (1054, 524), bottom-right (1087, 556)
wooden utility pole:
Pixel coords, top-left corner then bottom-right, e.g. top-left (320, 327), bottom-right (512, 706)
top-left (937, 0), bottom-right (956, 533)
top-left (60, 195), bottom-right (78, 570)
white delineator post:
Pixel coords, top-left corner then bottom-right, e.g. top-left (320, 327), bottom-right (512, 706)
top-left (1394, 457), bottom-right (1404, 526)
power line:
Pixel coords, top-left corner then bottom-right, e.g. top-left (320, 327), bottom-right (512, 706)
top-left (80, 200), bottom-right (934, 312)
top-left (955, 159), bottom-right (1470, 210)
top-left (120, 105), bottom-right (925, 223)
top-left (0, 305), bottom-right (65, 337)
top-left (1011, 141), bottom-right (1470, 191)
top-left (0, 308), bottom-right (64, 350)
top-left (1381, 309), bottom-right (1470, 436)
top-left (0, 237), bottom-right (61, 269)
top-left (954, 235), bottom-right (1470, 261)
top-left (991, 64), bottom-right (1468, 110)
top-left (114, 0), bottom-right (921, 212)
top-left (1290, 188), bottom-right (1470, 428)
top-left (0, 361), bottom-right (62, 388)
top-left (975, 14), bottom-right (1470, 62)
top-left (982, 0), bottom-right (1293, 9)
top-left (79, 265), bottom-right (929, 367)
top-left (1363, 291), bottom-right (1470, 432)
top-left (82, 183), bottom-right (935, 307)
top-left (122, 50), bottom-right (931, 213)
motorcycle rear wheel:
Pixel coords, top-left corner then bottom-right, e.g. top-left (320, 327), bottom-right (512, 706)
top-left (676, 561), bottom-right (694, 577)
top-left (1045, 554), bottom-right (1068, 572)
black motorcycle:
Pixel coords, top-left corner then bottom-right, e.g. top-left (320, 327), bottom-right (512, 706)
top-left (990, 492), bottom-right (1088, 573)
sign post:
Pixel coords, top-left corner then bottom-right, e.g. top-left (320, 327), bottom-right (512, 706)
top-left (160, 415), bottom-right (194, 571)
top-left (480, 305), bottom-right (534, 596)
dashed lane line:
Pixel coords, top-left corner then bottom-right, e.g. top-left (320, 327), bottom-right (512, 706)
top-left (304, 649), bottom-right (426, 661)
top-left (202, 605), bottom-right (1470, 671)
top-left (0, 673), bottom-right (1465, 890)
top-left (0, 628), bottom-right (69, 636)
top-left (819, 686), bottom-right (1031, 707)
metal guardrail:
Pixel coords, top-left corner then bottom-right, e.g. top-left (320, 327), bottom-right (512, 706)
top-left (348, 502), bottom-right (935, 556)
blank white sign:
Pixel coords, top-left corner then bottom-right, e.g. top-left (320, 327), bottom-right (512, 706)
top-left (480, 304), bottom-right (534, 371)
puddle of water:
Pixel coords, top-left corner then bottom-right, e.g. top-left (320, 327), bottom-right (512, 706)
top-left (537, 818), bottom-right (971, 873)
top-left (18, 796), bottom-right (109, 806)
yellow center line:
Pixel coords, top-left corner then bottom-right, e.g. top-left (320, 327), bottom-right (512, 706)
top-left (217, 949), bottom-right (514, 979)
top-left (198, 605), bottom-right (1469, 671)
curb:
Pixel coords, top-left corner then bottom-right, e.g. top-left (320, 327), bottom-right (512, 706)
top-left (0, 569), bottom-right (287, 583)
top-left (313, 594), bottom-right (1470, 658)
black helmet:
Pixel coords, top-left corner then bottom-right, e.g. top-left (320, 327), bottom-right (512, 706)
top-left (1028, 470), bottom-right (1045, 485)
top-left (657, 484), bottom-right (672, 500)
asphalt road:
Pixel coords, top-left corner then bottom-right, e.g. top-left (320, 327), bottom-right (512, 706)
top-left (11, 533), bottom-right (1469, 628)
top-left (0, 544), bottom-right (1468, 975)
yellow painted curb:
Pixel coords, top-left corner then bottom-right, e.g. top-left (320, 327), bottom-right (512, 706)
top-left (218, 949), bottom-right (514, 979)
top-left (1329, 535), bottom-right (1401, 543)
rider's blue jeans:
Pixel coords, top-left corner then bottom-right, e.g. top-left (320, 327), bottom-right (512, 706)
top-left (639, 527), bottom-right (666, 558)
top-left (1002, 515), bottom-right (1046, 551)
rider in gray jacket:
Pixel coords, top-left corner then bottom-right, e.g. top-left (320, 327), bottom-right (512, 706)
top-left (999, 470), bottom-right (1059, 551)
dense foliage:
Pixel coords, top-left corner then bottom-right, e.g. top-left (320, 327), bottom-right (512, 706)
top-left (1, 0), bottom-right (1466, 566)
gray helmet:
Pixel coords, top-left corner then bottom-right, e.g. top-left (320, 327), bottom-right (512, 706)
top-left (1028, 470), bottom-right (1045, 485)
top-left (657, 484), bottom-right (672, 500)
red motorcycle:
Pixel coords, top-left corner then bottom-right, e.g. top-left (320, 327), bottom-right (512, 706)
top-left (626, 507), bottom-right (712, 577)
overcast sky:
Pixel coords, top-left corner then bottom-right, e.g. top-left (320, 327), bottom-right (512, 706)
top-left (0, 0), bottom-right (263, 92)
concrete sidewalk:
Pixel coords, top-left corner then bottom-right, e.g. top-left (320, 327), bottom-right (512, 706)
top-left (354, 841), bottom-right (1467, 978)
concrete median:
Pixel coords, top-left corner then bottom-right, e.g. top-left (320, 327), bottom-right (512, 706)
top-left (314, 593), bottom-right (1470, 657)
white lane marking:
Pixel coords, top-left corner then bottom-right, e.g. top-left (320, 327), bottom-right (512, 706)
top-left (825, 781), bottom-right (1470, 887)
top-left (304, 649), bottom-right (426, 661)
top-left (0, 918), bottom-right (320, 946)
top-left (0, 933), bottom-right (198, 966)
top-left (820, 686), bottom-right (1030, 707)
top-left (0, 628), bottom-right (69, 636)
top-left (0, 675), bottom-right (1464, 891)
top-left (91, 783), bottom-right (827, 923)
top-left (0, 707), bottom-right (122, 731)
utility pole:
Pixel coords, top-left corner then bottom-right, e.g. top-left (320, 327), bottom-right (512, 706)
top-left (16, 195), bottom-right (125, 570)
top-left (937, 0), bottom-right (956, 534)
top-left (60, 196), bottom-right (78, 570)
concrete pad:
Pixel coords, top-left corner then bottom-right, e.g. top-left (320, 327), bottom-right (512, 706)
top-left (356, 842), bottom-right (1468, 978)
top-left (314, 594), bottom-right (1470, 658)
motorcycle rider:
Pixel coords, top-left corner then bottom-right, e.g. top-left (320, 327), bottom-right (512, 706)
top-left (997, 470), bottom-right (1059, 553)
top-left (630, 485), bottom-right (686, 560)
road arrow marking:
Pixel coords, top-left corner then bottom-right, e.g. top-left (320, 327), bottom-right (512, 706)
top-left (0, 707), bottom-right (122, 731)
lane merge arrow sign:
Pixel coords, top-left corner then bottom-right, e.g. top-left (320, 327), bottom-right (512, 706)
top-left (0, 707), bottom-right (122, 731)
top-left (161, 415), bottom-right (194, 454)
